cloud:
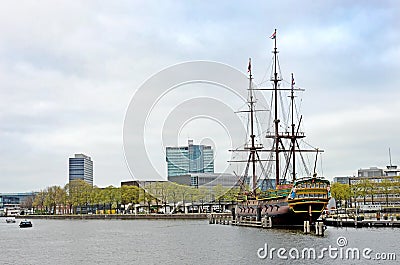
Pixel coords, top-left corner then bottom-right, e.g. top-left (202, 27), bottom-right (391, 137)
top-left (1, 1), bottom-right (400, 192)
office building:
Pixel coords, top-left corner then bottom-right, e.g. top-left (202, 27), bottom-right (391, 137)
top-left (333, 176), bottom-right (351, 184)
top-left (0, 192), bottom-right (37, 216)
top-left (166, 140), bottom-right (214, 177)
top-left (349, 165), bottom-right (400, 206)
top-left (169, 173), bottom-right (239, 189)
top-left (357, 167), bottom-right (384, 178)
top-left (69, 154), bottom-right (93, 186)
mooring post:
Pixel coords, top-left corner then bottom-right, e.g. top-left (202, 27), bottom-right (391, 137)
top-left (256, 207), bottom-right (262, 222)
top-left (315, 222), bottom-right (324, 236)
top-left (319, 222), bottom-right (325, 236)
top-left (304, 220), bottom-right (310, 234)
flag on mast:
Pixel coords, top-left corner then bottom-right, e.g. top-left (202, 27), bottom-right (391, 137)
top-left (270, 31), bottom-right (276, 39)
top-left (247, 58), bottom-right (251, 73)
top-left (291, 73), bottom-right (295, 87)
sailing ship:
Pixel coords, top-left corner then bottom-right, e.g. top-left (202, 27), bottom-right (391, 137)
top-left (232, 29), bottom-right (331, 227)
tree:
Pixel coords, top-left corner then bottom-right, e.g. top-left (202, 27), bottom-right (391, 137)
top-left (178, 185), bottom-right (191, 213)
top-left (66, 180), bottom-right (93, 214)
top-left (156, 182), bottom-right (170, 213)
top-left (33, 190), bottom-right (46, 213)
top-left (224, 187), bottom-right (240, 203)
top-left (138, 186), bottom-right (155, 213)
top-left (356, 179), bottom-right (373, 205)
top-left (43, 186), bottom-right (66, 214)
top-left (213, 184), bottom-right (228, 210)
top-left (197, 186), bottom-right (211, 212)
top-left (167, 183), bottom-right (180, 211)
top-left (21, 194), bottom-right (35, 213)
top-left (380, 179), bottom-right (393, 206)
top-left (121, 185), bottom-right (140, 212)
top-left (331, 183), bottom-right (351, 208)
top-left (188, 187), bottom-right (200, 212)
top-left (103, 185), bottom-right (120, 213)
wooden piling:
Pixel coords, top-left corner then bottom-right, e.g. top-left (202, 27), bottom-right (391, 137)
top-left (304, 221), bottom-right (310, 234)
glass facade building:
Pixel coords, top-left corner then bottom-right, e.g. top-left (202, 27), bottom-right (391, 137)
top-left (169, 173), bottom-right (239, 189)
top-left (0, 192), bottom-right (37, 215)
top-left (69, 154), bottom-right (93, 186)
top-left (166, 140), bottom-right (214, 177)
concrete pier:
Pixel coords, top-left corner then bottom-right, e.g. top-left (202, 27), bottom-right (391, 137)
top-left (209, 213), bottom-right (232, 225)
top-left (324, 217), bottom-right (400, 228)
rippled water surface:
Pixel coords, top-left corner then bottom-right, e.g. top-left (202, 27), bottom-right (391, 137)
top-left (0, 217), bottom-right (398, 265)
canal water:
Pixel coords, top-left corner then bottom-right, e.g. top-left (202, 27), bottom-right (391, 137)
top-left (0, 218), bottom-right (398, 265)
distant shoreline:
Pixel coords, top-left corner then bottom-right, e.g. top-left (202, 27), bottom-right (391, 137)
top-left (14, 214), bottom-right (208, 220)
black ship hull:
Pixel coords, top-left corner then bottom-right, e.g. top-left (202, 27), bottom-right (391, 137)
top-left (236, 197), bottom-right (328, 227)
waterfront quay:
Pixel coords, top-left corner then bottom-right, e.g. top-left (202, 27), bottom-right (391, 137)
top-left (208, 213), bottom-right (325, 235)
top-left (323, 207), bottom-right (400, 227)
top-left (16, 213), bottom-right (207, 220)
top-left (324, 216), bottom-right (400, 228)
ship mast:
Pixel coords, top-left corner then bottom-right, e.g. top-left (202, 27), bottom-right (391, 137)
top-left (291, 73), bottom-right (296, 181)
top-left (267, 30), bottom-right (322, 183)
top-left (248, 58), bottom-right (258, 194)
top-left (231, 30), bottom-right (323, 195)
top-left (229, 58), bottom-right (268, 196)
top-left (272, 29), bottom-right (280, 187)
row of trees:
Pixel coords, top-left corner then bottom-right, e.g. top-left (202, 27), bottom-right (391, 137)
top-left (331, 177), bottom-right (400, 208)
top-left (31, 180), bottom-right (240, 214)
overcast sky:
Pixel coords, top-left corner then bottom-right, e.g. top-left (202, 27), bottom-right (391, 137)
top-left (1, 1), bottom-right (400, 192)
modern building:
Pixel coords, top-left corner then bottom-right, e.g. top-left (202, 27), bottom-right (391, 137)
top-left (349, 165), bottom-right (400, 206)
top-left (384, 165), bottom-right (400, 176)
top-left (69, 154), bottom-right (93, 186)
top-left (166, 140), bottom-right (214, 177)
top-left (168, 173), bottom-right (239, 189)
top-left (333, 176), bottom-right (351, 184)
top-left (357, 167), bottom-right (384, 178)
top-left (357, 165), bottom-right (400, 179)
top-left (0, 192), bottom-right (37, 216)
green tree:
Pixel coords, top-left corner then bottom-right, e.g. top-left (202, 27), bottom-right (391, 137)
top-left (188, 187), bottom-right (200, 212)
top-left (121, 185), bottom-right (140, 212)
top-left (331, 183), bottom-right (351, 209)
top-left (156, 182), bottom-right (170, 213)
top-left (20, 194), bottom-right (35, 213)
top-left (224, 187), bottom-right (240, 202)
top-left (44, 185), bottom-right (66, 214)
top-left (213, 184), bottom-right (228, 210)
top-left (102, 185), bottom-right (120, 213)
top-left (197, 186), bottom-right (210, 212)
top-left (139, 186), bottom-right (155, 213)
top-left (33, 190), bottom-right (46, 213)
top-left (167, 183), bottom-right (180, 211)
top-left (356, 179), bottom-right (373, 205)
top-left (178, 184), bottom-right (191, 213)
top-left (380, 179), bottom-right (393, 206)
top-left (66, 180), bottom-right (93, 214)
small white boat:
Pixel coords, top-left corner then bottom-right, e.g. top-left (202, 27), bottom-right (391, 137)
top-left (6, 217), bottom-right (16, 223)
